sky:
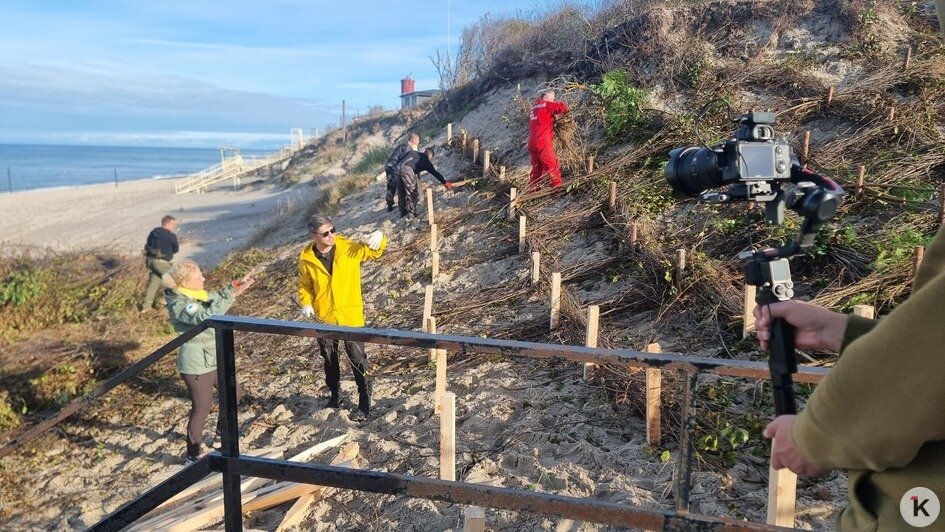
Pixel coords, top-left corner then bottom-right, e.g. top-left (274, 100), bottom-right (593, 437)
top-left (0, 0), bottom-right (558, 149)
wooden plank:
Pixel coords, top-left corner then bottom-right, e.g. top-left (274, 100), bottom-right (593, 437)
top-left (608, 181), bottom-right (616, 210)
top-left (276, 491), bottom-right (318, 531)
top-left (508, 188), bottom-right (517, 220)
top-left (446, 123), bottom-right (453, 144)
top-left (423, 285), bottom-right (434, 330)
top-left (430, 223), bottom-right (438, 252)
top-left (435, 348), bottom-right (447, 415)
top-left (743, 284), bottom-right (757, 339)
top-left (426, 187), bottom-right (435, 225)
top-left (852, 304), bottom-right (874, 319)
top-left (645, 342), bottom-right (662, 447)
top-left (449, 178), bottom-right (481, 189)
top-left (432, 252), bottom-right (440, 282)
top-left (440, 392), bottom-right (456, 481)
top-left (766, 463), bottom-right (797, 527)
top-left (531, 252), bottom-right (540, 285)
top-left (519, 216), bottom-right (527, 254)
top-left (464, 506), bottom-right (486, 532)
top-left (550, 273), bottom-right (561, 329)
top-left (427, 316), bottom-right (438, 363)
top-left (483, 150), bottom-right (491, 176)
top-left (583, 306), bottom-right (600, 380)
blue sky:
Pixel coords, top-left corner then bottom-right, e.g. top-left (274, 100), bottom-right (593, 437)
top-left (0, 0), bottom-right (558, 149)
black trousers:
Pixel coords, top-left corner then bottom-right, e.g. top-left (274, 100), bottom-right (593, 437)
top-left (396, 166), bottom-right (419, 217)
top-left (385, 169), bottom-right (398, 208)
top-left (181, 371), bottom-right (244, 458)
top-left (318, 338), bottom-right (371, 411)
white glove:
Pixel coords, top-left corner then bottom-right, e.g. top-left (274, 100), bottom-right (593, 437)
top-left (300, 305), bottom-right (314, 319)
top-left (367, 230), bottom-right (384, 251)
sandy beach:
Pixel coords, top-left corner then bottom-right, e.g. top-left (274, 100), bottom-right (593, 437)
top-left (0, 176), bottom-right (308, 267)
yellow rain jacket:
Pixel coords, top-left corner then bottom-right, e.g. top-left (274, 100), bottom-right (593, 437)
top-left (298, 235), bottom-right (387, 326)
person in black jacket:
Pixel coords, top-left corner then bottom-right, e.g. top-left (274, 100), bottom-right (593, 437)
top-left (396, 147), bottom-right (452, 218)
top-left (141, 215), bottom-right (179, 311)
top-left (384, 133), bottom-right (419, 212)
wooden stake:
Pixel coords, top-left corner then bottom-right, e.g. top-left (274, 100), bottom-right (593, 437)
top-left (587, 156), bottom-right (595, 173)
top-left (852, 304), bottom-right (875, 319)
top-left (743, 284), bottom-right (757, 339)
top-left (801, 131), bottom-right (810, 166)
top-left (826, 86), bottom-right (835, 105)
top-left (550, 272), bottom-right (561, 329)
top-left (461, 130), bottom-right (468, 153)
top-left (904, 46), bottom-right (912, 71)
top-left (463, 507), bottom-right (486, 532)
top-left (431, 252), bottom-right (440, 281)
top-left (508, 188), bottom-right (517, 221)
top-left (645, 343), bottom-right (662, 446)
top-left (426, 187), bottom-right (435, 225)
top-left (472, 138), bottom-right (479, 163)
top-left (630, 222), bottom-right (639, 252)
top-left (913, 246), bottom-right (925, 287)
top-left (856, 165), bottom-right (865, 196)
top-left (434, 348), bottom-right (447, 414)
top-left (675, 249), bottom-right (686, 290)
top-left (427, 316), bottom-right (437, 363)
top-left (608, 181), bottom-right (617, 211)
top-left (583, 305), bottom-right (600, 380)
top-left (447, 123), bottom-right (453, 144)
top-left (531, 251), bottom-right (540, 284)
top-left (430, 223), bottom-right (438, 252)
top-left (887, 106), bottom-right (896, 122)
top-left (440, 392), bottom-right (456, 481)
top-left (767, 464), bottom-right (797, 527)
top-left (423, 285), bottom-right (434, 330)
top-left (519, 215), bottom-right (527, 254)
top-left (499, 165), bottom-right (506, 181)
top-left (483, 150), bottom-right (491, 177)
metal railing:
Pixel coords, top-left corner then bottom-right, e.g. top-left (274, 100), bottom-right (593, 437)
top-left (174, 146), bottom-right (302, 195)
top-left (1, 316), bottom-right (824, 529)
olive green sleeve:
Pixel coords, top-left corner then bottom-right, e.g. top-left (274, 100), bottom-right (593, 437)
top-left (792, 272), bottom-right (945, 471)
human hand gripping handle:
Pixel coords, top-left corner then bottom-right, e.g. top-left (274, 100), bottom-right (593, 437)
top-left (444, 181), bottom-right (453, 191)
top-left (763, 415), bottom-right (826, 477)
top-left (367, 230), bottom-right (384, 251)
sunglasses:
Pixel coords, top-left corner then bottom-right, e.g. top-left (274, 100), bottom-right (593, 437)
top-left (311, 227), bottom-right (335, 238)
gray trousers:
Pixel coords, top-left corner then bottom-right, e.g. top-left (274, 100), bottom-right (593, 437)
top-left (396, 166), bottom-right (419, 217)
top-left (385, 169), bottom-right (398, 208)
top-left (143, 257), bottom-right (172, 309)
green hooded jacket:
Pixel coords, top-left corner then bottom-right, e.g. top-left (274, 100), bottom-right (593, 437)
top-left (165, 286), bottom-right (236, 375)
top-left (793, 225), bottom-right (945, 531)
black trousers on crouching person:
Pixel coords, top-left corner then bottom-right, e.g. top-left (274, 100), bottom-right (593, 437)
top-left (318, 338), bottom-right (371, 414)
top-left (181, 371), bottom-right (244, 459)
top-left (385, 168), bottom-right (398, 211)
top-left (396, 165), bottom-right (419, 217)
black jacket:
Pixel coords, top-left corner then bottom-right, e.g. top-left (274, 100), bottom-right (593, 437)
top-left (385, 143), bottom-right (411, 173)
top-left (145, 227), bottom-right (179, 260)
top-left (398, 151), bottom-right (447, 185)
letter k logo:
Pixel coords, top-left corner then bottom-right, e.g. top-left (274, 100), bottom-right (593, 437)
top-left (901, 488), bottom-right (939, 526)
top-left (913, 495), bottom-right (931, 517)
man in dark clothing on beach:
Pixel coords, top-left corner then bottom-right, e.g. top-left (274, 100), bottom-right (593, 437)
top-left (385, 133), bottom-right (419, 212)
top-left (141, 215), bottom-right (179, 311)
top-left (396, 147), bottom-right (452, 218)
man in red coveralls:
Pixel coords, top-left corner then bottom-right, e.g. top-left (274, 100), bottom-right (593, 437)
top-left (528, 89), bottom-right (569, 191)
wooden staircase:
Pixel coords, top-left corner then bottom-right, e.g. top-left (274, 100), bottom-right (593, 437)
top-left (175, 146), bottom-right (301, 195)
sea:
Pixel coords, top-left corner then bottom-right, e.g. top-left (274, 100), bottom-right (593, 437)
top-left (0, 144), bottom-right (270, 193)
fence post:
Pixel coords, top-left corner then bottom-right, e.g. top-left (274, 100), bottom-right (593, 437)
top-left (426, 187), bottom-right (435, 225)
top-left (645, 343), bottom-right (662, 446)
top-left (887, 106), bottom-right (896, 121)
top-left (903, 46), bottom-right (912, 71)
top-left (435, 347), bottom-right (447, 415)
top-left (432, 252), bottom-right (440, 282)
top-left (826, 86), bottom-right (835, 105)
top-left (423, 285), bottom-right (434, 331)
top-left (674, 371), bottom-right (698, 513)
top-left (499, 165), bottom-right (506, 182)
top-left (508, 188), bottom-right (517, 220)
top-left (856, 165), bottom-right (865, 196)
top-left (483, 150), bottom-right (491, 177)
top-left (531, 251), bottom-right (540, 285)
top-left (587, 156), bottom-right (595, 173)
top-left (608, 181), bottom-right (617, 211)
top-left (675, 249), bottom-right (686, 290)
top-left (852, 304), bottom-right (875, 319)
top-left (913, 246), bottom-right (925, 290)
top-left (447, 123), bottom-right (453, 145)
top-left (440, 392), bottom-right (456, 481)
top-left (427, 316), bottom-right (438, 363)
top-left (550, 273), bottom-right (561, 329)
top-left (430, 223), bottom-right (438, 252)
top-left (463, 507), bottom-right (486, 532)
top-left (801, 131), bottom-right (810, 166)
top-left (630, 223), bottom-right (639, 252)
top-left (518, 216), bottom-right (527, 254)
top-left (743, 284), bottom-right (757, 338)
top-left (583, 305), bottom-right (600, 380)
top-left (472, 138), bottom-right (479, 163)
top-left (461, 130), bottom-right (468, 154)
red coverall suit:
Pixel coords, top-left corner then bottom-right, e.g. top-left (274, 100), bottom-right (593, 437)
top-left (528, 98), bottom-right (569, 190)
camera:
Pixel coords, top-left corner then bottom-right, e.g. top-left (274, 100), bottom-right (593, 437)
top-left (665, 112), bottom-right (794, 203)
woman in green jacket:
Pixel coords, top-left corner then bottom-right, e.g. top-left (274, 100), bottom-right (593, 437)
top-left (166, 260), bottom-right (255, 463)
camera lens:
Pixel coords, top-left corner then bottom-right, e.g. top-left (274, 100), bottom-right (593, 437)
top-left (665, 147), bottom-right (725, 198)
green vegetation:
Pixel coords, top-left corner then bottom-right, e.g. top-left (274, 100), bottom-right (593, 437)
top-left (351, 145), bottom-right (392, 175)
top-left (589, 70), bottom-right (649, 140)
top-left (872, 228), bottom-right (933, 273)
